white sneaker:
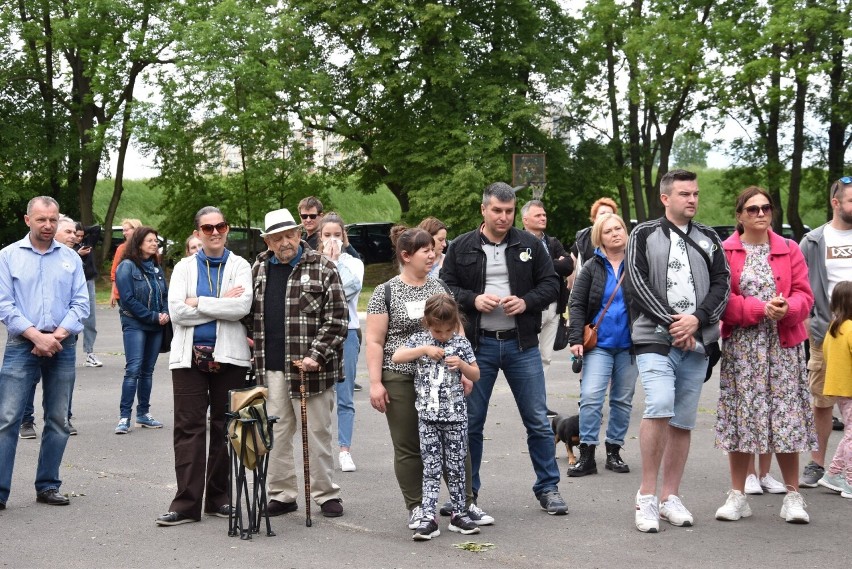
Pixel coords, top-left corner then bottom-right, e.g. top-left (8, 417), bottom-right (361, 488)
top-left (744, 474), bottom-right (763, 495)
top-left (660, 495), bottom-right (694, 527)
top-left (715, 490), bottom-right (752, 521)
top-left (339, 451), bottom-right (356, 472)
top-left (635, 491), bottom-right (659, 533)
top-left (780, 491), bottom-right (809, 524)
top-left (408, 506), bottom-right (424, 529)
top-left (85, 353), bottom-right (103, 367)
top-left (760, 473), bottom-right (787, 494)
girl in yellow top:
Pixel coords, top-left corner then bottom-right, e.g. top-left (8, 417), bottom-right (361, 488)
top-left (818, 281), bottom-right (852, 498)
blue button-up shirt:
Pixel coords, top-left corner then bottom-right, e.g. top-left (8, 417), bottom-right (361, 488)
top-left (0, 235), bottom-right (89, 337)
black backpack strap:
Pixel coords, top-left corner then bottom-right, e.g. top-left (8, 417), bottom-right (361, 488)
top-left (384, 281), bottom-right (392, 314)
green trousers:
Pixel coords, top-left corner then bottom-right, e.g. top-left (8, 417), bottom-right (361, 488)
top-left (382, 370), bottom-right (473, 511)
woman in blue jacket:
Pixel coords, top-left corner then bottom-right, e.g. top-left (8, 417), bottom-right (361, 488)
top-left (567, 213), bottom-right (637, 476)
top-left (115, 227), bottom-right (170, 434)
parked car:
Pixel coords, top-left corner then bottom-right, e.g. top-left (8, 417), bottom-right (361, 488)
top-left (227, 226), bottom-right (264, 261)
top-left (345, 222), bottom-right (396, 264)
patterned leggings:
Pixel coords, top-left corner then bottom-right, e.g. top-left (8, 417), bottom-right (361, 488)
top-left (828, 398), bottom-right (852, 483)
top-left (419, 419), bottom-right (467, 519)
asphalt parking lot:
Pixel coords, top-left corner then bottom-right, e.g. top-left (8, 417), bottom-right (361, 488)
top-left (2, 307), bottom-right (849, 568)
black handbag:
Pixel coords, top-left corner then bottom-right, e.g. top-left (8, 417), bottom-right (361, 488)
top-left (553, 316), bottom-right (570, 351)
top-left (160, 322), bottom-right (173, 353)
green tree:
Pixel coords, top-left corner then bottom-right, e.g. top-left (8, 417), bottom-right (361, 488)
top-left (672, 132), bottom-right (712, 168)
top-left (1, 0), bottom-right (179, 261)
top-left (568, 0), bottom-right (719, 222)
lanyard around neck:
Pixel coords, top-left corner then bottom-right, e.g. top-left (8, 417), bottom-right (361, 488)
top-left (205, 259), bottom-right (222, 297)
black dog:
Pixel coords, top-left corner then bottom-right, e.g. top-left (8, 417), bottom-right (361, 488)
top-left (552, 414), bottom-right (581, 466)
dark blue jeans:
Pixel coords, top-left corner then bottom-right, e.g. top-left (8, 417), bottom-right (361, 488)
top-left (467, 335), bottom-right (560, 498)
top-left (119, 315), bottom-right (162, 419)
top-left (0, 335), bottom-right (76, 503)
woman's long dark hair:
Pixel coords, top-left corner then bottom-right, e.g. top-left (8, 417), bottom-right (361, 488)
top-left (828, 281), bottom-right (852, 338)
top-left (125, 227), bottom-right (161, 268)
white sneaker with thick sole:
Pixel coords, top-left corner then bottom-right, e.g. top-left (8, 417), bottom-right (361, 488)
top-left (715, 490), bottom-right (752, 521)
top-left (635, 491), bottom-right (659, 533)
top-left (339, 451), bottom-right (356, 472)
top-left (780, 491), bottom-right (809, 524)
top-left (660, 495), bottom-right (694, 527)
top-left (744, 474), bottom-right (763, 495)
top-left (760, 473), bottom-right (787, 494)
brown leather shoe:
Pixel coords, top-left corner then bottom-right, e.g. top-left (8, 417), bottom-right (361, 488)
top-left (267, 499), bottom-right (298, 516)
top-left (320, 498), bottom-right (343, 518)
top-left (36, 489), bottom-right (69, 506)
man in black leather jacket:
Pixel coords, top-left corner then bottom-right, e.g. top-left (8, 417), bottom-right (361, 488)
top-left (441, 182), bottom-right (568, 516)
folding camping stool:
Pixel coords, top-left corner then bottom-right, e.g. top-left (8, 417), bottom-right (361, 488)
top-left (226, 386), bottom-right (278, 539)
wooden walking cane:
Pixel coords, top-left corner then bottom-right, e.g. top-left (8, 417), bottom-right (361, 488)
top-left (293, 359), bottom-right (312, 527)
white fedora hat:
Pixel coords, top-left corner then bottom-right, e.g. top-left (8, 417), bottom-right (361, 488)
top-left (261, 208), bottom-right (302, 236)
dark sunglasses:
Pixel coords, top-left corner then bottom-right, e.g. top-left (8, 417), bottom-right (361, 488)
top-left (744, 204), bottom-right (773, 217)
top-left (199, 222), bottom-right (230, 235)
top-left (300, 213), bottom-right (319, 220)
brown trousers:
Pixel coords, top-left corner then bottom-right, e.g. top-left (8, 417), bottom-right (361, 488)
top-left (168, 362), bottom-right (247, 519)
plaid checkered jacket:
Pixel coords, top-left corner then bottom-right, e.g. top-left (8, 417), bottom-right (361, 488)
top-left (246, 246), bottom-right (348, 397)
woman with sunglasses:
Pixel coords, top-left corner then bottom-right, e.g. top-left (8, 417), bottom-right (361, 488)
top-left (714, 186), bottom-right (817, 524)
top-left (156, 206), bottom-right (254, 526)
top-left (114, 227), bottom-right (169, 434)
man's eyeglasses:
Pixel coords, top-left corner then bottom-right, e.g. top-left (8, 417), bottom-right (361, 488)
top-left (199, 222), bottom-right (230, 235)
top-left (832, 176), bottom-right (852, 198)
top-left (300, 213), bottom-right (319, 220)
top-left (744, 204), bottom-right (773, 217)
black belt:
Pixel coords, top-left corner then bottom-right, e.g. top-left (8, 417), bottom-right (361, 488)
top-left (480, 329), bottom-right (517, 340)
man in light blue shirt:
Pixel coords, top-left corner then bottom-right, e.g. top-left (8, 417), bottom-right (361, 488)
top-left (0, 196), bottom-right (89, 510)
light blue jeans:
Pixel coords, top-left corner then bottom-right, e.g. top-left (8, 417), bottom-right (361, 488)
top-left (337, 329), bottom-right (360, 448)
top-left (468, 336), bottom-right (560, 499)
top-left (82, 279), bottom-right (97, 353)
top-left (579, 347), bottom-right (638, 446)
top-left (0, 335), bottom-right (77, 503)
top-left (637, 348), bottom-right (708, 430)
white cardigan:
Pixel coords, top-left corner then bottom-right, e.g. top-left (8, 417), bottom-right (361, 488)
top-left (168, 252), bottom-right (254, 370)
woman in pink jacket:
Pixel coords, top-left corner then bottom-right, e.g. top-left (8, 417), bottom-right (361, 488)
top-left (714, 186), bottom-right (817, 524)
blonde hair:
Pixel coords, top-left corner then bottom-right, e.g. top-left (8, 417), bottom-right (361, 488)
top-left (121, 218), bottom-right (143, 230)
top-left (590, 213), bottom-right (628, 249)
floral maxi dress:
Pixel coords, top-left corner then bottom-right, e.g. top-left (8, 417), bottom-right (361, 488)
top-left (715, 242), bottom-right (817, 454)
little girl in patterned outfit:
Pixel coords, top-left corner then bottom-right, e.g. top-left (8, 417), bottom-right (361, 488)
top-left (818, 281), bottom-right (852, 498)
top-left (392, 294), bottom-right (480, 540)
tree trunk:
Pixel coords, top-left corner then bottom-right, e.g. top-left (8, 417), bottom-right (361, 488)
top-left (766, 42), bottom-right (784, 235)
top-left (606, 35), bottom-right (633, 222)
top-left (825, 0), bottom-right (849, 221)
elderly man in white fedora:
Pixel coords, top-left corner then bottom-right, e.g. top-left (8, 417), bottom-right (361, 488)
top-left (244, 207), bottom-right (349, 518)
